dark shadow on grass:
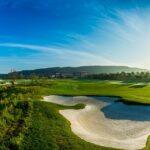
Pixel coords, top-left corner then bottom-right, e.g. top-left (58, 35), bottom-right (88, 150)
top-left (129, 84), bottom-right (147, 88)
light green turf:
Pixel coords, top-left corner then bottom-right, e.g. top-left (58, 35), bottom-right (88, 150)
top-left (31, 79), bottom-right (150, 104)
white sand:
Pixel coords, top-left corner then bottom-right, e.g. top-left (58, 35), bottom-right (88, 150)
top-left (44, 95), bottom-right (150, 150)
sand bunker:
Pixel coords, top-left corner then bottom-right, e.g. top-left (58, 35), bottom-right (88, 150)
top-left (44, 95), bottom-right (150, 150)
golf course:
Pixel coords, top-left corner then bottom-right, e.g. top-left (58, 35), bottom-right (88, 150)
top-left (1, 0), bottom-right (150, 149)
top-left (1, 79), bottom-right (150, 150)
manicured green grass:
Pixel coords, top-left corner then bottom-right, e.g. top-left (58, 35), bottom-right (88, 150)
top-left (21, 101), bottom-right (115, 150)
top-left (30, 79), bottom-right (150, 104)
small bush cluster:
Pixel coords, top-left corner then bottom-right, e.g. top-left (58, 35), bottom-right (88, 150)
top-left (0, 86), bottom-right (32, 149)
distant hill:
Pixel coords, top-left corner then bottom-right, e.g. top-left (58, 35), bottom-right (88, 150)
top-left (5, 66), bottom-right (148, 78)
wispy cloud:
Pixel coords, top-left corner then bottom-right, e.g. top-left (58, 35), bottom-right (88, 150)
top-left (0, 42), bottom-right (120, 72)
top-left (68, 7), bottom-right (150, 69)
top-left (0, 43), bottom-right (61, 54)
top-left (1, 1), bottom-right (150, 72)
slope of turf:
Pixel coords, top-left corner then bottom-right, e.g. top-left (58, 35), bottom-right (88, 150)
top-left (21, 101), bottom-right (115, 150)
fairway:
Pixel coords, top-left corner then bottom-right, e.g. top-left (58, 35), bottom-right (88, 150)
top-left (37, 79), bottom-right (150, 104)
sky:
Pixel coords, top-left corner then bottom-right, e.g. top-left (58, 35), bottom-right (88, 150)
top-left (0, 0), bottom-right (150, 73)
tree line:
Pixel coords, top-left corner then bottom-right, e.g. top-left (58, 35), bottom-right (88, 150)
top-left (2, 71), bottom-right (150, 82)
top-left (84, 72), bottom-right (150, 82)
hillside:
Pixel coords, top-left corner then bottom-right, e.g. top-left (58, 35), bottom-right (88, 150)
top-left (14, 66), bottom-right (148, 77)
top-left (0, 66), bottom-right (148, 79)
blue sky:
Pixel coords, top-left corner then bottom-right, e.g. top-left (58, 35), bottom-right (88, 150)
top-left (0, 0), bottom-right (150, 72)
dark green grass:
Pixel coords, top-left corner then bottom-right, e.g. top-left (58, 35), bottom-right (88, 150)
top-left (21, 101), bottom-right (115, 150)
